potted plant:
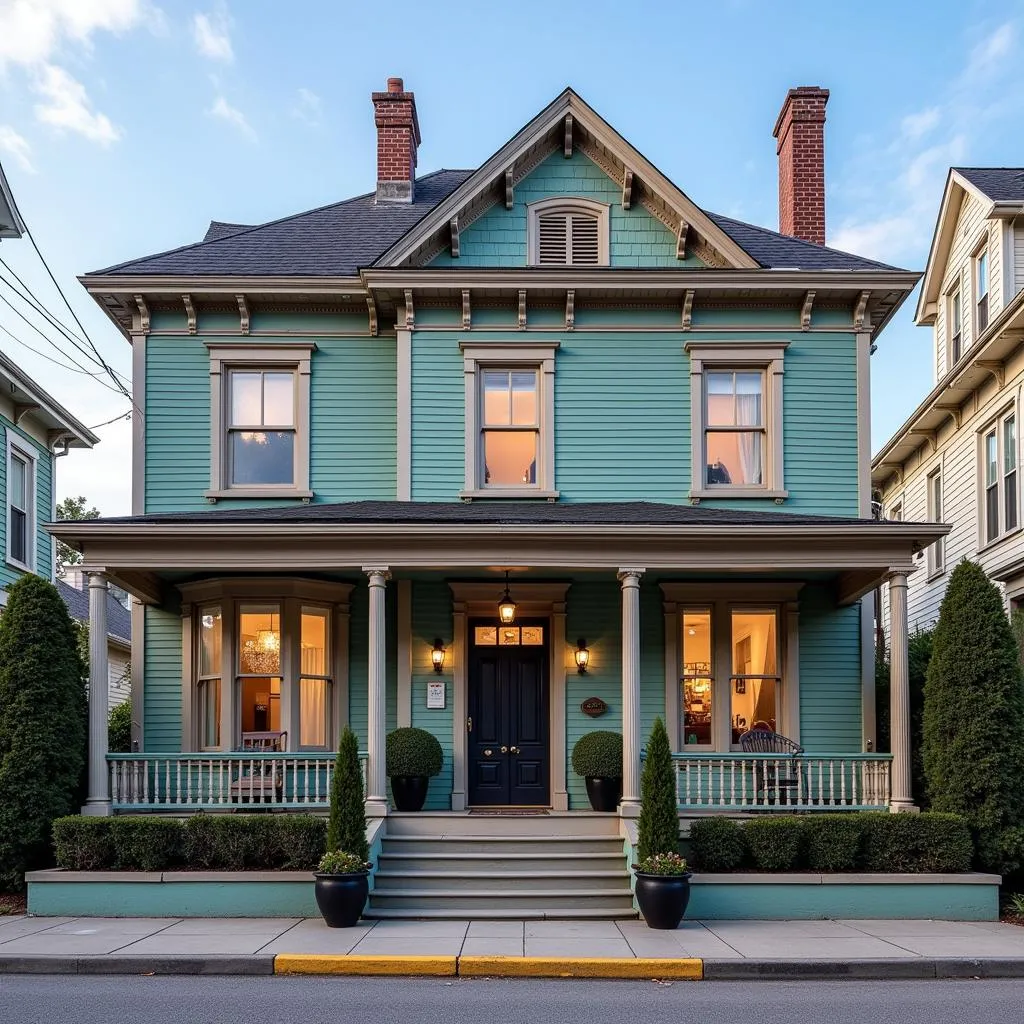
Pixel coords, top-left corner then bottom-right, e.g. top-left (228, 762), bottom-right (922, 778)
top-left (315, 727), bottom-right (371, 928)
top-left (386, 727), bottom-right (444, 812)
top-left (571, 730), bottom-right (623, 811)
top-left (633, 716), bottom-right (692, 929)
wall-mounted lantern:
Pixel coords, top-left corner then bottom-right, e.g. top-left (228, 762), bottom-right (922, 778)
top-left (574, 638), bottom-right (591, 675)
top-left (431, 638), bottom-right (446, 674)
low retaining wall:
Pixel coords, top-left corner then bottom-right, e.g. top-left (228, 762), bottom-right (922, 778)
top-left (26, 870), bottom-right (1000, 921)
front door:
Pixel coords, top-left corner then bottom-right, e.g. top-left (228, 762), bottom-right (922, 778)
top-left (467, 620), bottom-right (549, 806)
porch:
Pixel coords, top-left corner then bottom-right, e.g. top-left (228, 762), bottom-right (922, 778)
top-left (48, 499), bottom-right (943, 820)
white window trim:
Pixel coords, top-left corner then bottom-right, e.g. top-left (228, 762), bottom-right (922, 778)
top-left (977, 403), bottom-right (1020, 551)
top-left (527, 197), bottom-right (610, 267)
top-left (944, 274), bottom-right (963, 368)
top-left (661, 582), bottom-right (801, 751)
top-left (205, 343), bottom-right (315, 501)
top-left (686, 342), bottom-right (788, 501)
top-left (179, 578), bottom-right (352, 752)
top-left (460, 342), bottom-right (559, 500)
top-left (6, 432), bottom-right (37, 573)
top-left (973, 233), bottom-right (991, 342)
top-left (926, 466), bottom-right (944, 579)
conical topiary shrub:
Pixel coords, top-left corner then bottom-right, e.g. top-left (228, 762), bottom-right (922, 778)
top-left (923, 560), bottom-right (1024, 874)
top-left (326, 726), bottom-right (368, 861)
top-left (637, 717), bottom-right (679, 862)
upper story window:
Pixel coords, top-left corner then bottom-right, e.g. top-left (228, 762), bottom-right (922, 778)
top-left (686, 343), bottom-right (787, 500)
top-left (927, 467), bottom-right (944, 577)
top-left (948, 285), bottom-right (962, 365)
top-left (206, 344), bottom-right (314, 501)
top-left (976, 246), bottom-right (990, 334)
top-left (982, 410), bottom-right (1018, 545)
top-left (527, 198), bottom-right (609, 266)
top-left (6, 438), bottom-right (35, 571)
top-left (460, 343), bottom-right (558, 500)
top-left (887, 502), bottom-right (903, 522)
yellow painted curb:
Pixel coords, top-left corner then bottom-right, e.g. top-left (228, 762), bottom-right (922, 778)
top-left (457, 956), bottom-right (704, 979)
top-left (274, 954), bottom-right (457, 976)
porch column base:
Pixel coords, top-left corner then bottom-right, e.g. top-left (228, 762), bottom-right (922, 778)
top-left (81, 799), bottom-right (112, 817)
top-left (619, 799), bottom-right (641, 819)
top-left (365, 797), bottom-right (389, 819)
top-left (889, 798), bottom-right (920, 814)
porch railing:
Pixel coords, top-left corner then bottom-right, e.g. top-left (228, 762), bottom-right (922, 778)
top-left (107, 752), bottom-right (368, 812)
top-left (672, 752), bottom-right (892, 812)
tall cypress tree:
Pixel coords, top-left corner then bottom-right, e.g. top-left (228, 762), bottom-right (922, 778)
top-left (923, 560), bottom-right (1024, 874)
top-left (326, 726), bottom-right (368, 861)
top-left (0, 575), bottom-right (86, 891)
top-left (637, 717), bottom-right (679, 862)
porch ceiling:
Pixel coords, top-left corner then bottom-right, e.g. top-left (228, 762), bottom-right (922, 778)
top-left (48, 501), bottom-right (944, 607)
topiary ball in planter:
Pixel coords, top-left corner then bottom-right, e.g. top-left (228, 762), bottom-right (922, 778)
top-left (386, 727), bottom-right (444, 811)
top-left (572, 731), bottom-right (623, 811)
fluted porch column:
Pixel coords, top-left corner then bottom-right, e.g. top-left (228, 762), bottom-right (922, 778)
top-left (364, 566), bottom-right (391, 818)
top-left (888, 570), bottom-right (917, 812)
top-left (82, 571), bottom-right (111, 816)
top-left (619, 568), bottom-right (645, 818)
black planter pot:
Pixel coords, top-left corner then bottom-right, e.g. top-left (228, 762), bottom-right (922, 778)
top-left (314, 872), bottom-right (369, 928)
top-left (391, 775), bottom-right (430, 812)
top-left (584, 776), bottom-right (622, 812)
top-left (634, 872), bottom-right (692, 930)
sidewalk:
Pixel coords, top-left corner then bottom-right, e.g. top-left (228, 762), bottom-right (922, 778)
top-left (2, 914), bottom-right (1024, 979)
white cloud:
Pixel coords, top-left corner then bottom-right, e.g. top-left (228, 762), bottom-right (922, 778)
top-left (209, 95), bottom-right (255, 140)
top-left (901, 107), bottom-right (940, 141)
top-left (966, 21), bottom-right (1015, 77)
top-left (0, 125), bottom-right (35, 173)
top-left (291, 87), bottom-right (323, 127)
top-left (193, 5), bottom-right (233, 62)
top-left (32, 64), bottom-right (121, 144)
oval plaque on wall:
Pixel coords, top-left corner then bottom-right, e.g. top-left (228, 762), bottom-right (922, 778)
top-left (581, 696), bottom-right (608, 718)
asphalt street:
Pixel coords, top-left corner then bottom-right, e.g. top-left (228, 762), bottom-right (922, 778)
top-left (2, 976), bottom-right (1024, 1024)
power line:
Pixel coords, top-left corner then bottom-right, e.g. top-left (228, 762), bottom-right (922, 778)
top-left (89, 410), bottom-right (132, 430)
top-left (0, 255), bottom-right (87, 345)
top-left (0, 324), bottom-right (125, 394)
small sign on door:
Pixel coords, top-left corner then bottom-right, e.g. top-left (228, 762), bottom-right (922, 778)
top-left (427, 681), bottom-right (446, 709)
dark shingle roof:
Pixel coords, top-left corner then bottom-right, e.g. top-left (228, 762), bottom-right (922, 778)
top-left (97, 499), bottom-right (891, 529)
top-left (93, 170), bottom-right (475, 277)
top-left (57, 579), bottom-right (131, 645)
top-left (92, 173), bottom-right (904, 278)
top-left (706, 212), bottom-right (900, 271)
top-left (954, 167), bottom-right (1024, 202)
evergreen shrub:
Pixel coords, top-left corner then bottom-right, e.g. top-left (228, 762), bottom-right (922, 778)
top-left (744, 817), bottom-right (806, 871)
top-left (861, 812), bottom-right (972, 873)
top-left (327, 727), bottom-right (368, 861)
top-left (689, 817), bottom-right (746, 871)
top-left (110, 818), bottom-right (182, 871)
top-left (52, 817), bottom-right (114, 871)
top-left (108, 702), bottom-right (132, 754)
top-left (385, 727), bottom-right (444, 778)
top-left (805, 815), bottom-right (864, 872)
top-left (637, 717), bottom-right (679, 863)
top-left (571, 731), bottom-right (623, 779)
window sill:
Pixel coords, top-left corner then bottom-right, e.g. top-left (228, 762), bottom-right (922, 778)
top-left (689, 488), bottom-right (789, 502)
top-left (926, 567), bottom-right (946, 583)
top-left (6, 558), bottom-right (33, 574)
top-left (977, 527), bottom-right (1022, 557)
top-left (204, 489), bottom-right (314, 502)
top-left (459, 489), bottom-right (560, 501)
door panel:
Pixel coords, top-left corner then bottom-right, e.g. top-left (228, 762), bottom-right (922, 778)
top-left (468, 621), bottom-right (549, 806)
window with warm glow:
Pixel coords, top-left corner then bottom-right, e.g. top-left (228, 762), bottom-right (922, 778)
top-left (482, 369), bottom-right (539, 487)
top-left (730, 609), bottom-right (779, 738)
top-left (228, 370), bottom-right (296, 486)
top-left (197, 606), bottom-right (222, 749)
top-left (681, 610), bottom-right (713, 746)
top-left (238, 604), bottom-right (282, 733)
top-left (705, 371), bottom-right (764, 487)
top-left (299, 606), bottom-right (332, 748)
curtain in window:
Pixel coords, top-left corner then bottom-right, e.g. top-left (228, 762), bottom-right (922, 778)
top-left (736, 390), bottom-right (762, 485)
top-left (299, 679), bottom-right (327, 748)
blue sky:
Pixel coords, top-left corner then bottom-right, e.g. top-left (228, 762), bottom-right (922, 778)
top-left (1, 0), bottom-right (1023, 513)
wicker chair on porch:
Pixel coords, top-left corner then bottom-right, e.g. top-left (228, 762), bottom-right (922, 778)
top-left (230, 731), bottom-right (288, 804)
top-left (739, 729), bottom-right (804, 806)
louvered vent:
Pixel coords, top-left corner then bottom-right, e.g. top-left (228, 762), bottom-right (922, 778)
top-left (569, 215), bottom-right (599, 265)
top-left (536, 211), bottom-right (602, 265)
top-left (537, 214), bottom-right (568, 265)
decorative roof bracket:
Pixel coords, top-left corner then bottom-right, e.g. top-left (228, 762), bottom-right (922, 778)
top-left (505, 168), bottom-right (514, 210)
top-left (681, 289), bottom-right (694, 331)
top-left (462, 289), bottom-right (471, 330)
top-left (182, 294), bottom-right (197, 335)
top-left (565, 289), bottom-right (575, 331)
top-left (935, 401), bottom-right (963, 429)
top-left (404, 289), bottom-right (415, 330)
top-left (518, 289), bottom-right (527, 330)
top-left (449, 217), bottom-right (460, 258)
top-left (622, 168), bottom-right (633, 210)
top-left (133, 294), bottom-right (150, 334)
top-left (800, 290), bottom-right (815, 331)
top-left (366, 295), bottom-right (378, 337)
top-left (564, 115), bottom-right (573, 158)
top-left (676, 221), bottom-right (689, 261)
top-left (236, 294), bottom-right (250, 335)
top-left (853, 289), bottom-right (871, 331)
top-left (975, 359), bottom-right (1005, 388)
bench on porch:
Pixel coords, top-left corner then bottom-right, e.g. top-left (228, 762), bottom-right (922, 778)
top-left (229, 731), bottom-right (288, 804)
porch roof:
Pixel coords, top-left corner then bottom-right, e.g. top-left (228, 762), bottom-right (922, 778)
top-left (48, 501), bottom-right (946, 609)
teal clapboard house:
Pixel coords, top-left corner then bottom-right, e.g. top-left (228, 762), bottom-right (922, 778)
top-left (55, 81), bottom-right (946, 915)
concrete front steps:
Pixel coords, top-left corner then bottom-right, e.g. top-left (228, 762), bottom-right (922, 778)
top-left (365, 812), bottom-right (637, 920)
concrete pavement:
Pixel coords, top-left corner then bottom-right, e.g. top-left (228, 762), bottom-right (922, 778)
top-left (2, 914), bottom-right (1024, 978)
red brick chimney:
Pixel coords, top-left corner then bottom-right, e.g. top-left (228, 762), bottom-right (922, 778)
top-left (773, 86), bottom-right (829, 246)
top-left (372, 77), bottom-right (421, 204)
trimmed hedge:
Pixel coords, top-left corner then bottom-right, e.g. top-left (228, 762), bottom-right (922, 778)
top-left (52, 814), bottom-right (328, 872)
top-left (386, 727), bottom-right (444, 778)
top-left (687, 812), bottom-right (973, 874)
top-left (571, 731), bottom-right (623, 779)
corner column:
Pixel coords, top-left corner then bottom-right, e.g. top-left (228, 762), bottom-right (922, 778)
top-left (83, 571), bottom-right (112, 816)
top-left (363, 566), bottom-right (391, 818)
top-left (618, 568), bottom-right (645, 817)
top-left (887, 570), bottom-right (917, 812)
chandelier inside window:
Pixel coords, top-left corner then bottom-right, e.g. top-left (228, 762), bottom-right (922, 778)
top-left (242, 629), bottom-right (280, 675)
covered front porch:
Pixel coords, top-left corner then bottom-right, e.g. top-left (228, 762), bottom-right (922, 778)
top-left (49, 500), bottom-right (944, 819)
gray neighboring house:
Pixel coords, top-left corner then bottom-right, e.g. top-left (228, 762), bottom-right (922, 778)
top-left (58, 569), bottom-right (131, 707)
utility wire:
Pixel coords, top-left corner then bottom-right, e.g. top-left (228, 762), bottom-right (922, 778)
top-left (0, 255), bottom-right (87, 344)
top-left (0, 324), bottom-right (125, 395)
top-left (89, 410), bottom-right (132, 430)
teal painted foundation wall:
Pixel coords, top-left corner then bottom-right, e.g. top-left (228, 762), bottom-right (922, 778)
top-left (410, 327), bottom-right (858, 515)
top-left (0, 416), bottom-right (55, 589)
top-left (144, 332), bottom-right (397, 513)
top-left (430, 151), bottom-right (698, 269)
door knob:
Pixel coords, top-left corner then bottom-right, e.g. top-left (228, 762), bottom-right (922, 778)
top-left (500, 746), bottom-right (508, 753)
top-left (510, 746), bottom-right (521, 754)
top-left (484, 748), bottom-right (493, 757)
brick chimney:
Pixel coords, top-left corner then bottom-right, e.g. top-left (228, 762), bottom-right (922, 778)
top-left (372, 77), bottom-right (421, 204)
top-left (773, 86), bottom-right (829, 246)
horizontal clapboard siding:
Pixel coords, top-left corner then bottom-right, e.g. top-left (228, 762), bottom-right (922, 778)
top-left (144, 605), bottom-right (182, 752)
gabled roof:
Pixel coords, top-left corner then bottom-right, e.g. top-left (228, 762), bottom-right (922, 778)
top-left (953, 167), bottom-right (1024, 202)
top-left (88, 90), bottom-right (902, 279)
top-left (0, 158), bottom-right (26, 240)
top-left (56, 579), bottom-right (131, 646)
top-left (0, 350), bottom-right (98, 447)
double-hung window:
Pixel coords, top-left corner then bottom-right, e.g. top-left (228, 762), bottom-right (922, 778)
top-left (6, 440), bottom-right (34, 570)
top-left (976, 247), bottom-right (990, 334)
top-left (687, 344), bottom-right (787, 499)
top-left (927, 468), bottom-right (944, 576)
top-left (982, 410), bottom-right (1018, 545)
top-left (197, 606), bottom-right (222, 750)
top-left (461, 344), bottom-right (558, 499)
top-left (206, 345), bottom-right (314, 500)
top-left (949, 287), bottom-right (962, 365)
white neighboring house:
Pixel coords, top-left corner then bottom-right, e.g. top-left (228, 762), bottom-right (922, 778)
top-left (57, 568), bottom-right (131, 708)
top-left (874, 167), bottom-right (1024, 634)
